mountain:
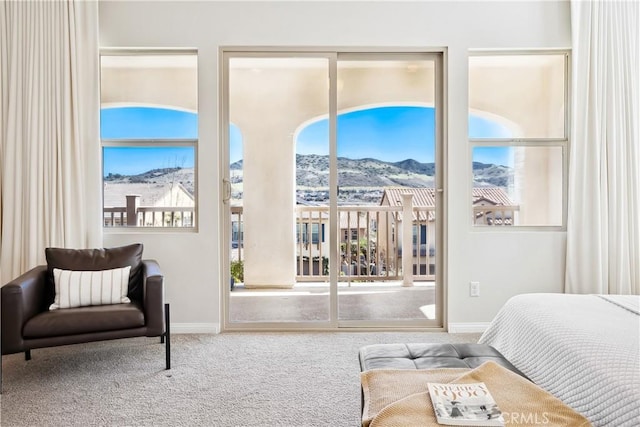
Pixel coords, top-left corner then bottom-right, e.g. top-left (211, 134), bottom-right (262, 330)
top-left (231, 155), bottom-right (509, 186)
top-left (293, 154), bottom-right (435, 189)
top-left (471, 161), bottom-right (512, 188)
top-left (391, 159), bottom-right (436, 176)
top-left (105, 155), bottom-right (511, 205)
top-left (105, 167), bottom-right (195, 195)
top-left (232, 154), bottom-right (512, 204)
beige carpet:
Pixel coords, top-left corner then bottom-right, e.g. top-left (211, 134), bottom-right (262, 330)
top-left (0, 332), bottom-right (480, 427)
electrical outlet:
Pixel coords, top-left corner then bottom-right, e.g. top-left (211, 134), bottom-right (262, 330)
top-left (470, 281), bottom-right (480, 297)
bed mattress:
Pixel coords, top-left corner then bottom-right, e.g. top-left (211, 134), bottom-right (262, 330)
top-left (479, 293), bottom-right (640, 427)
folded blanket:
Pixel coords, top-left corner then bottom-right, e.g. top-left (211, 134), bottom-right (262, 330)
top-left (361, 368), bottom-right (469, 427)
top-left (361, 361), bottom-right (592, 427)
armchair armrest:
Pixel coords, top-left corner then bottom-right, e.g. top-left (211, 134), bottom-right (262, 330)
top-left (1, 266), bottom-right (48, 354)
top-left (142, 260), bottom-right (164, 337)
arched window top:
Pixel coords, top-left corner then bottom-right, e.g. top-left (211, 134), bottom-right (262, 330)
top-left (294, 105), bottom-right (514, 162)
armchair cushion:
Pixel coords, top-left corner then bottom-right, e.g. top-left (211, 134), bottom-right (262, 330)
top-left (23, 303), bottom-right (145, 338)
top-left (49, 266), bottom-right (132, 310)
top-left (45, 243), bottom-right (144, 305)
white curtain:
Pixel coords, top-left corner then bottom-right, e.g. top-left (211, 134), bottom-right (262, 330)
top-left (566, 0), bottom-right (640, 294)
top-left (0, 0), bottom-right (102, 284)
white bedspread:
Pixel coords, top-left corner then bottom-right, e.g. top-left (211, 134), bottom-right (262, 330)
top-left (479, 293), bottom-right (640, 427)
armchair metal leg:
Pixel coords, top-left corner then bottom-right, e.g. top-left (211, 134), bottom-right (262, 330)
top-left (164, 303), bottom-right (171, 370)
top-left (25, 350), bottom-right (31, 361)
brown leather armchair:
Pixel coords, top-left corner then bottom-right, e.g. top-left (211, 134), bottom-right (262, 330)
top-left (1, 243), bottom-right (170, 391)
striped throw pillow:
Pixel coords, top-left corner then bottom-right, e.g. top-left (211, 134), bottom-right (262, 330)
top-left (49, 266), bottom-right (132, 310)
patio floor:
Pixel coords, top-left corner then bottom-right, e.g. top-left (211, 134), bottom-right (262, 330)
top-left (228, 280), bottom-right (436, 323)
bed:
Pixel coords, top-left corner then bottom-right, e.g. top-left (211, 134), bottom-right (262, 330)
top-left (478, 293), bottom-right (640, 427)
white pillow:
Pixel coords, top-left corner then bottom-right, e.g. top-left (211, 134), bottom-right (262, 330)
top-left (50, 266), bottom-right (132, 310)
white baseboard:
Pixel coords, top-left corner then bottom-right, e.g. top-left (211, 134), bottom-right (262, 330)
top-left (448, 322), bottom-right (490, 334)
top-left (170, 322), bottom-right (486, 334)
top-left (171, 323), bottom-right (220, 334)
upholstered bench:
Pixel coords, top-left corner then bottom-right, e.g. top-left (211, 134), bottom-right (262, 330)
top-left (359, 342), bottom-right (526, 375)
top-left (358, 342), bottom-right (528, 418)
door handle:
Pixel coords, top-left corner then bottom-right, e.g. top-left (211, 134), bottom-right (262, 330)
top-left (223, 179), bottom-right (231, 203)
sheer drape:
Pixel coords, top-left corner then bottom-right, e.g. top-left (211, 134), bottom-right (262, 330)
top-left (566, 0), bottom-right (640, 294)
top-left (0, 1), bottom-right (102, 284)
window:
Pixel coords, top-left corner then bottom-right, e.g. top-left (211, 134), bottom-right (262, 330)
top-left (469, 52), bottom-right (568, 227)
top-left (312, 223), bottom-right (324, 244)
top-left (342, 229), bottom-right (359, 242)
top-left (231, 221), bottom-right (244, 247)
top-left (100, 51), bottom-right (198, 228)
top-left (412, 224), bottom-right (427, 245)
top-left (298, 223), bottom-right (325, 244)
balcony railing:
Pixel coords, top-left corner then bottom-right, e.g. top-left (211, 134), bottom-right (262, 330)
top-left (231, 201), bottom-right (436, 283)
top-left (473, 205), bottom-right (519, 226)
top-left (104, 195), bottom-right (195, 227)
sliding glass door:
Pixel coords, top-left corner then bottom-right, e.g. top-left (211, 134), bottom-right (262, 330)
top-left (222, 50), bottom-right (443, 330)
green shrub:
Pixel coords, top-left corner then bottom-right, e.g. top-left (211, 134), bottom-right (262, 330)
top-left (230, 260), bottom-right (244, 282)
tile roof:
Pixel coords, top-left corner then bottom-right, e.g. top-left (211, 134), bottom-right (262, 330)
top-left (381, 186), bottom-right (516, 222)
top-left (381, 186), bottom-right (515, 208)
top-left (103, 182), bottom-right (194, 207)
top-left (471, 187), bottom-right (514, 206)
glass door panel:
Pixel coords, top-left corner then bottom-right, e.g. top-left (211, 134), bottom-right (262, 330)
top-left (336, 56), bottom-right (440, 325)
top-left (226, 56), bottom-right (331, 324)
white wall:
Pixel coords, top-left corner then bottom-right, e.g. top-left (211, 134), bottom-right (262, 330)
top-left (99, 0), bottom-right (571, 331)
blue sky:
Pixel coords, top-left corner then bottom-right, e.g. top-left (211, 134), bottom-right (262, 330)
top-left (102, 107), bottom-right (196, 176)
top-left (297, 106), bottom-right (436, 162)
top-left (102, 106), bottom-right (513, 176)
top-left (472, 146), bottom-right (513, 167)
top-left (293, 106), bottom-right (513, 166)
top-left (101, 107), bottom-right (198, 140)
top-left (103, 146), bottom-right (195, 176)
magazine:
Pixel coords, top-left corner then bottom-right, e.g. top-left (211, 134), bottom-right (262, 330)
top-left (427, 382), bottom-right (504, 426)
